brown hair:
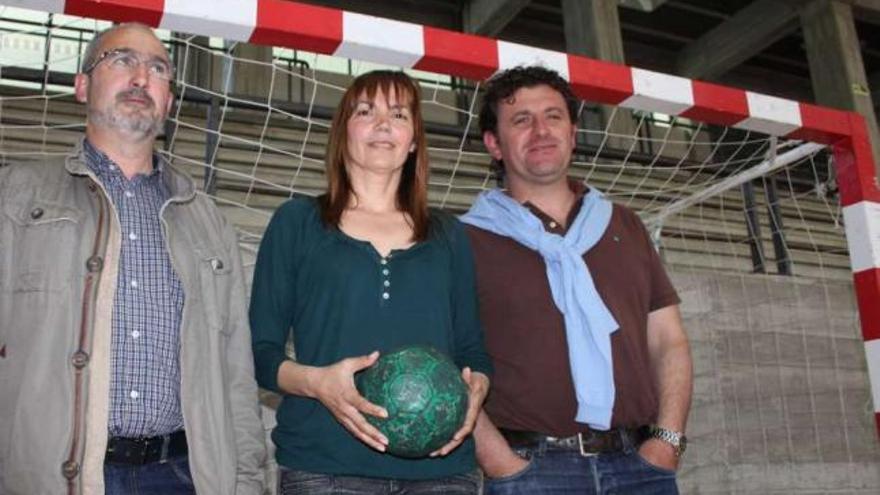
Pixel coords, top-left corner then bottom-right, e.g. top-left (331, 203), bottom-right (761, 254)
top-left (320, 70), bottom-right (430, 241)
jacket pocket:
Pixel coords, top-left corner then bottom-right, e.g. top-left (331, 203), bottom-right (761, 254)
top-left (194, 247), bottom-right (233, 334)
top-left (2, 199), bottom-right (83, 293)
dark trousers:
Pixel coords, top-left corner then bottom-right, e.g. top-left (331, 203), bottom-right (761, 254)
top-left (485, 442), bottom-right (678, 495)
top-left (279, 467), bottom-right (482, 494)
top-left (104, 455), bottom-right (195, 495)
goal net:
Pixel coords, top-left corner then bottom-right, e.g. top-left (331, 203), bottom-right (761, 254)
top-left (2, 3), bottom-right (879, 493)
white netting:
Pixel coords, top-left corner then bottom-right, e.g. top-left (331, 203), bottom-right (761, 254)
top-left (2, 8), bottom-right (878, 493)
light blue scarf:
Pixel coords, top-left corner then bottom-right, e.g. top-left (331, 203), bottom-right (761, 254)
top-left (461, 188), bottom-right (619, 429)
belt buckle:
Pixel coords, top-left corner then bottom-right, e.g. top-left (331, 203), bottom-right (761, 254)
top-left (577, 433), bottom-right (599, 457)
top-left (136, 438), bottom-right (152, 464)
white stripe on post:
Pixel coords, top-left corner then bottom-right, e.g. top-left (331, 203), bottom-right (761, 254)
top-left (3, 0), bottom-right (64, 13)
top-left (621, 68), bottom-right (694, 116)
top-left (334, 12), bottom-right (424, 69)
top-left (842, 201), bottom-right (880, 273)
top-left (866, 340), bottom-right (880, 415)
top-left (736, 92), bottom-right (802, 136)
top-left (497, 41), bottom-right (569, 80)
top-left (160, 0), bottom-right (257, 42)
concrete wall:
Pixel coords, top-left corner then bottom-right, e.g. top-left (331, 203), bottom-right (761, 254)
top-left (673, 268), bottom-right (880, 494)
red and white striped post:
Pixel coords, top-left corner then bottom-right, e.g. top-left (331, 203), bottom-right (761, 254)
top-left (8, 0), bottom-right (880, 436)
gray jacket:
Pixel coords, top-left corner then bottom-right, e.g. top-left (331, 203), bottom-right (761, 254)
top-left (0, 141), bottom-right (266, 495)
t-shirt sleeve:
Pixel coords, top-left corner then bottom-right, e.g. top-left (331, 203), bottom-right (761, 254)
top-left (632, 210), bottom-right (681, 311)
top-left (249, 199), bottom-right (307, 393)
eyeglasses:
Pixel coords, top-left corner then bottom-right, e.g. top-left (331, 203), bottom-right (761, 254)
top-left (83, 48), bottom-right (175, 81)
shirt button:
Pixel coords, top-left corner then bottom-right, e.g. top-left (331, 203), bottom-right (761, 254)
top-left (129, 390), bottom-right (139, 399)
top-left (380, 258), bottom-right (388, 265)
top-left (130, 280), bottom-right (138, 288)
top-left (383, 280), bottom-right (390, 287)
top-left (382, 292), bottom-right (390, 300)
top-left (128, 232), bottom-right (137, 241)
top-left (30, 207), bottom-right (44, 219)
top-left (549, 221), bottom-right (558, 229)
top-left (131, 330), bottom-right (141, 339)
top-left (124, 191), bottom-right (134, 198)
top-left (382, 269), bottom-right (390, 276)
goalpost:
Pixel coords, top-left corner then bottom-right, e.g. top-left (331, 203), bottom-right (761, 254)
top-left (2, 0), bottom-right (880, 492)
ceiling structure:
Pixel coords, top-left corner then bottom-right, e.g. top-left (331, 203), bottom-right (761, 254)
top-left (292, 0), bottom-right (880, 112)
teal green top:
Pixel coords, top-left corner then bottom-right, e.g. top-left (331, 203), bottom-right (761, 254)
top-left (250, 196), bottom-right (492, 480)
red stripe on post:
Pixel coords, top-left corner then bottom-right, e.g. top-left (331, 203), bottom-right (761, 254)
top-left (566, 55), bottom-right (632, 105)
top-left (414, 27), bottom-right (498, 82)
top-left (875, 412), bottom-right (880, 440)
top-left (65, 0), bottom-right (165, 27)
top-left (855, 268), bottom-right (880, 341)
top-left (681, 81), bottom-right (748, 126)
top-left (788, 103), bottom-right (851, 145)
top-left (251, 0), bottom-right (342, 54)
top-left (834, 113), bottom-right (880, 207)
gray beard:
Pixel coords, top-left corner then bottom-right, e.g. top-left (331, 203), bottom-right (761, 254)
top-left (88, 106), bottom-right (165, 139)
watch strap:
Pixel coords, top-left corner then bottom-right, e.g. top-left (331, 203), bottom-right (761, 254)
top-left (647, 425), bottom-right (687, 456)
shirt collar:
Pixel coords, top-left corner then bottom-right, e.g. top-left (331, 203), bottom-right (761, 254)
top-left (521, 179), bottom-right (588, 234)
top-left (82, 138), bottom-right (163, 182)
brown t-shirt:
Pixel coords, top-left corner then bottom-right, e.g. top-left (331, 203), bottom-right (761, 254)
top-left (465, 186), bottom-right (680, 436)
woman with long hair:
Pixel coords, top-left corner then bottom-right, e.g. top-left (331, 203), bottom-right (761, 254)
top-left (250, 70), bottom-right (491, 494)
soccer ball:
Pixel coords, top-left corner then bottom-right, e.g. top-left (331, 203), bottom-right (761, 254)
top-left (356, 345), bottom-right (468, 458)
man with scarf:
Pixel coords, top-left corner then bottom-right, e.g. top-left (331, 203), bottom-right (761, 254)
top-left (461, 66), bottom-right (693, 494)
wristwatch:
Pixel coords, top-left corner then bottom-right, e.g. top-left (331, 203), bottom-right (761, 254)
top-left (647, 425), bottom-right (687, 457)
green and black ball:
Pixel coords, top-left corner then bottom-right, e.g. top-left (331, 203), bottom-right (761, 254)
top-left (356, 345), bottom-right (468, 458)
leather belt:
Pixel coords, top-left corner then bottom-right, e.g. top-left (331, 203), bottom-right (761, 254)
top-left (500, 426), bottom-right (648, 456)
top-left (105, 430), bottom-right (187, 465)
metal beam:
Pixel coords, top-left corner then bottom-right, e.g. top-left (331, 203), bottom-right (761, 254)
top-left (463, 0), bottom-right (531, 36)
top-left (645, 142), bottom-right (826, 229)
top-left (675, 0), bottom-right (800, 80)
top-left (741, 181), bottom-right (767, 274)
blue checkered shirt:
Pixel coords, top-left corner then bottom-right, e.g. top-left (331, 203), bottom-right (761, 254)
top-left (84, 140), bottom-right (185, 438)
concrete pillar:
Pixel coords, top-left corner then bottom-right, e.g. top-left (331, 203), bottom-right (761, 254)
top-left (175, 35), bottom-right (214, 92)
top-left (230, 42), bottom-right (274, 100)
top-left (801, 0), bottom-right (880, 175)
top-left (561, 0), bottom-right (637, 153)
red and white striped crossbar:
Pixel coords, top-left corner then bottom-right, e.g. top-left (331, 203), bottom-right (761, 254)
top-left (9, 0), bottom-right (880, 435)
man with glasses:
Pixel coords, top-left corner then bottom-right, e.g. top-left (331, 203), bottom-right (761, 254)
top-left (0, 23), bottom-right (266, 495)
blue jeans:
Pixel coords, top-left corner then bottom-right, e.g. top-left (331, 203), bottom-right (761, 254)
top-left (485, 442), bottom-right (678, 495)
top-left (279, 467), bottom-right (482, 494)
top-left (104, 455), bottom-right (195, 495)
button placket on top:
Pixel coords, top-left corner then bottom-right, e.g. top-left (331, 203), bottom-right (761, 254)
top-left (379, 255), bottom-right (392, 304)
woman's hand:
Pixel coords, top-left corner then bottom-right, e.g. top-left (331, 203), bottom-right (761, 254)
top-left (430, 367), bottom-right (490, 457)
top-left (309, 351), bottom-right (390, 451)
